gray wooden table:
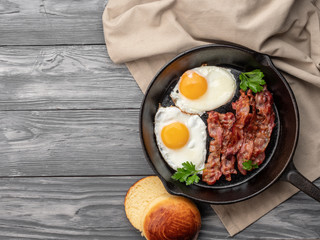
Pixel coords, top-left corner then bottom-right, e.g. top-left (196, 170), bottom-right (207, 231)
top-left (0, 1), bottom-right (319, 239)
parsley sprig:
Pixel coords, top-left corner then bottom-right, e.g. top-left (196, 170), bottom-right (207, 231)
top-left (171, 161), bottom-right (203, 185)
top-left (242, 159), bottom-right (259, 171)
top-left (239, 69), bottom-right (266, 93)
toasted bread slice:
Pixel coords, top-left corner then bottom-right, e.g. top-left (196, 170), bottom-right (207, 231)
top-left (124, 176), bottom-right (170, 231)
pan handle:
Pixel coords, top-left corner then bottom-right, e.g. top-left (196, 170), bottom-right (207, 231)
top-left (281, 162), bottom-right (320, 202)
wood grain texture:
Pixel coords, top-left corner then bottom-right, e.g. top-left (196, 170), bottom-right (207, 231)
top-left (0, 45), bottom-right (143, 110)
top-left (0, 0), bottom-right (106, 45)
top-left (0, 176), bottom-right (318, 240)
top-left (0, 109), bottom-right (154, 177)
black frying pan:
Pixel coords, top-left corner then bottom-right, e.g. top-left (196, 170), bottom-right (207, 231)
top-left (139, 44), bottom-right (320, 204)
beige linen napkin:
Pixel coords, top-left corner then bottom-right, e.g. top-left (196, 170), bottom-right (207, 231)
top-left (102, 0), bottom-right (320, 236)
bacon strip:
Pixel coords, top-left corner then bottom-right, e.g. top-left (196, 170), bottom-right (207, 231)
top-left (220, 112), bottom-right (237, 181)
top-left (251, 86), bottom-right (275, 165)
top-left (226, 90), bottom-right (251, 157)
top-left (237, 89), bottom-right (256, 175)
top-left (203, 112), bottom-right (237, 184)
top-left (202, 87), bottom-right (276, 184)
top-left (202, 112), bottom-right (223, 185)
top-left (236, 87), bottom-right (275, 174)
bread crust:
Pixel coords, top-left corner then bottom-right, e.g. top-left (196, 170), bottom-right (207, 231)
top-left (143, 195), bottom-right (201, 240)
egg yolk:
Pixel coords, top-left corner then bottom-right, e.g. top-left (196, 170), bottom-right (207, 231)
top-left (179, 71), bottom-right (208, 100)
top-left (161, 122), bottom-right (189, 149)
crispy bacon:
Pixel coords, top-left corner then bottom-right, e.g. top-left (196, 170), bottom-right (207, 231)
top-left (236, 87), bottom-right (275, 174)
top-left (202, 112), bottom-right (223, 185)
top-left (202, 153), bottom-right (222, 185)
top-left (202, 87), bottom-right (275, 184)
top-left (220, 112), bottom-right (236, 151)
top-left (251, 86), bottom-right (275, 165)
top-left (219, 112), bottom-right (237, 181)
top-left (226, 90), bottom-right (251, 157)
top-left (203, 112), bottom-right (237, 184)
top-left (237, 89), bottom-right (256, 175)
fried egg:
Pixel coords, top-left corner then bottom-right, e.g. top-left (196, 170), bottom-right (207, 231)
top-left (171, 66), bottom-right (237, 115)
top-left (154, 106), bottom-right (207, 171)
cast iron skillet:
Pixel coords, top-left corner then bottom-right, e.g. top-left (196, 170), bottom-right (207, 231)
top-left (140, 43), bottom-right (320, 204)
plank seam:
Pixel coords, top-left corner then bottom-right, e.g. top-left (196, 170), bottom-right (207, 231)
top-left (0, 174), bottom-right (156, 179)
top-left (0, 43), bottom-right (106, 47)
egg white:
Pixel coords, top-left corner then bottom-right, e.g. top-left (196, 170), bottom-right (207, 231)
top-left (171, 66), bottom-right (236, 115)
top-left (154, 106), bottom-right (207, 171)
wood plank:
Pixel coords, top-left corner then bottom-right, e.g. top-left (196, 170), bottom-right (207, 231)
top-left (0, 0), bottom-right (106, 45)
top-left (0, 176), bottom-right (318, 239)
top-left (0, 45), bottom-right (143, 110)
top-left (0, 109), bottom-right (154, 177)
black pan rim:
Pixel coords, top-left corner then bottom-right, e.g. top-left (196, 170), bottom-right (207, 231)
top-left (139, 43), bottom-right (300, 204)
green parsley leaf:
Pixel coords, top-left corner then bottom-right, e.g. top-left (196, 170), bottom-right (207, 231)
top-left (239, 69), bottom-right (266, 93)
top-left (171, 161), bottom-right (203, 185)
top-left (242, 159), bottom-right (259, 171)
top-left (186, 174), bottom-right (200, 185)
